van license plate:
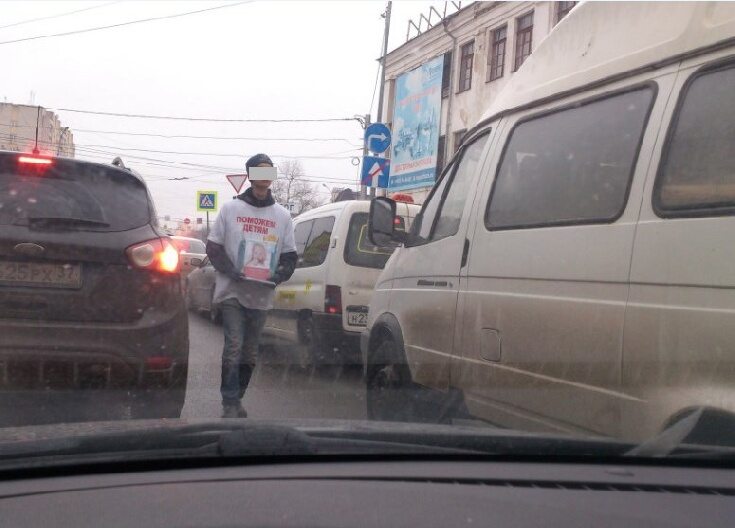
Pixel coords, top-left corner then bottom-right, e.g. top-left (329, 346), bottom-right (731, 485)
top-left (347, 311), bottom-right (367, 327)
top-left (0, 261), bottom-right (82, 288)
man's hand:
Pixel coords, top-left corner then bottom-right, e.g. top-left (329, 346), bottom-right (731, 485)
top-left (206, 241), bottom-right (241, 280)
top-left (275, 251), bottom-right (297, 285)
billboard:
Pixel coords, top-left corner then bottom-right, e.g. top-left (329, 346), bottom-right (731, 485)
top-left (389, 55), bottom-right (443, 191)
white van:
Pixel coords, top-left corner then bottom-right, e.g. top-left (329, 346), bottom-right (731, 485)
top-left (263, 199), bottom-right (419, 366)
top-left (364, 2), bottom-right (735, 444)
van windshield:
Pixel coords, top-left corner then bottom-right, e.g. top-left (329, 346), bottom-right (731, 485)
top-left (345, 212), bottom-right (403, 269)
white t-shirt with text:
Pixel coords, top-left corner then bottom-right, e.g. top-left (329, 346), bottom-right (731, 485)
top-left (208, 198), bottom-right (296, 310)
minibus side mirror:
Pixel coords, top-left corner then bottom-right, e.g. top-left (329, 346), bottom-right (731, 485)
top-left (369, 197), bottom-right (406, 246)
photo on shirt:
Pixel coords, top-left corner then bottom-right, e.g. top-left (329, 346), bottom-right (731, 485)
top-left (237, 238), bottom-right (277, 281)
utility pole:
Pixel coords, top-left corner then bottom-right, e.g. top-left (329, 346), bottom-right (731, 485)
top-left (373, 1), bottom-right (392, 198)
top-left (359, 113), bottom-right (371, 200)
top-left (376, 1), bottom-right (392, 127)
top-left (33, 106), bottom-right (41, 155)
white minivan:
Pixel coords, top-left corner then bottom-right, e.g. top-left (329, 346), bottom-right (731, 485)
top-left (364, 2), bottom-right (735, 444)
top-left (263, 199), bottom-right (419, 366)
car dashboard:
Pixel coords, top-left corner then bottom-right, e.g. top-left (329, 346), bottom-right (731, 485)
top-left (1, 459), bottom-right (733, 527)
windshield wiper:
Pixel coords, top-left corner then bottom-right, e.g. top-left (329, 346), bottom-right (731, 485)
top-left (16, 216), bottom-right (110, 230)
top-left (1, 419), bottom-right (731, 473)
top-left (0, 422), bottom-right (480, 471)
top-left (625, 408), bottom-right (709, 458)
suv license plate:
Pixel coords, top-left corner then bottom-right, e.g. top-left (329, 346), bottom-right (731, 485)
top-left (0, 261), bottom-right (82, 288)
top-left (347, 311), bottom-right (367, 327)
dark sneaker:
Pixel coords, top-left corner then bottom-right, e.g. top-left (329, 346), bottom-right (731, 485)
top-left (222, 404), bottom-right (247, 419)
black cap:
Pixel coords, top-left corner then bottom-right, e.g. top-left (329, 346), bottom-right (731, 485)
top-left (246, 153), bottom-right (274, 172)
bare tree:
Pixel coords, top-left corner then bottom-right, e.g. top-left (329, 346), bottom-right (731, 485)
top-left (271, 160), bottom-right (323, 215)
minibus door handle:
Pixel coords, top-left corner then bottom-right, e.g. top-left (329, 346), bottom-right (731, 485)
top-left (461, 238), bottom-right (470, 267)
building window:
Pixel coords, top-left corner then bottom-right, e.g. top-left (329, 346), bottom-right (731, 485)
top-left (437, 135), bottom-right (446, 174)
top-left (453, 129), bottom-right (467, 153)
top-left (514, 11), bottom-right (534, 72)
top-left (487, 25), bottom-right (507, 82)
top-left (458, 40), bottom-right (474, 93)
top-left (556, 1), bottom-right (576, 24)
top-left (441, 51), bottom-right (453, 98)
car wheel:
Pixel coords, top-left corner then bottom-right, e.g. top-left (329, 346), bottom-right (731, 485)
top-left (130, 389), bottom-right (185, 420)
top-left (366, 339), bottom-right (415, 422)
top-left (297, 314), bottom-right (331, 368)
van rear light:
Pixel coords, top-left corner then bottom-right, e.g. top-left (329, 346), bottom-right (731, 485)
top-left (391, 193), bottom-right (414, 203)
top-left (325, 285), bottom-right (342, 315)
top-left (126, 238), bottom-right (180, 273)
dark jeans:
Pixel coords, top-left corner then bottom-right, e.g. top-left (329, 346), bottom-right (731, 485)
top-left (220, 298), bottom-right (267, 405)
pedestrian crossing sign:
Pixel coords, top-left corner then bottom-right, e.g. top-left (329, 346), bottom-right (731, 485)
top-left (196, 191), bottom-right (218, 212)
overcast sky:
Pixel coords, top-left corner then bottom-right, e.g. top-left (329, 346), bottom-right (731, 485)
top-left (1, 0), bottom-right (462, 222)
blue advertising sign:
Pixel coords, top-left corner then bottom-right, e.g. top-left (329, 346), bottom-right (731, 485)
top-left (364, 122), bottom-right (392, 154)
top-left (360, 156), bottom-right (391, 188)
top-left (389, 55), bottom-right (443, 191)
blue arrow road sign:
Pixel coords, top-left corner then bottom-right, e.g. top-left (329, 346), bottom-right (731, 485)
top-left (364, 122), bottom-right (391, 154)
top-left (361, 156), bottom-right (391, 188)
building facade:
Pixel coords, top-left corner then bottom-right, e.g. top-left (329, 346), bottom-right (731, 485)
top-left (381, 1), bottom-right (576, 202)
top-left (0, 103), bottom-right (75, 158)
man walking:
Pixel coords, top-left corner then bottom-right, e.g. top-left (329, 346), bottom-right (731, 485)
top-left (206, 154), bottom-right (297, 418)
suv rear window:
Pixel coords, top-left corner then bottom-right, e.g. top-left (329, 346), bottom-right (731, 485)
top-left (345, 212), bottom-right (404, 269)
top-left (0, 155), bottom-right (151, 232)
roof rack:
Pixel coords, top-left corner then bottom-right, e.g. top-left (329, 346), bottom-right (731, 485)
top-left (110, 156), bottom-right (143, 180)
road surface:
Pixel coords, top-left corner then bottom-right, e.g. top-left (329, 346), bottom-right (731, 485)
top-left (182, 312), bottom-right (367, 420)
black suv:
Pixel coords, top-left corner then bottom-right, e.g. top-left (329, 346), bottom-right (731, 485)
top-left (0, 151), bottom-right (189, 425)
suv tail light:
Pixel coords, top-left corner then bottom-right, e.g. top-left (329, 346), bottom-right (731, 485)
top-left (126, 238), bottom-right (180, 273)
top-left (17, 153), bottom-right (53, 175)
top-left (145, 356), bottom-right (173, 370)
top-left (325, 285), bottom-right (342, 315)
top-left (18, 155), bottom-right (52, 165)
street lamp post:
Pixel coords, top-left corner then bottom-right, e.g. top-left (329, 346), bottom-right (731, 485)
top-left (57, 127), bottom-right (69, 157)
top-left (321, 183), bottom-right (332, 203)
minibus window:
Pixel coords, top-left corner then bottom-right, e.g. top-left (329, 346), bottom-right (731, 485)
top-left (655, 64), bottom-right (735, 215)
